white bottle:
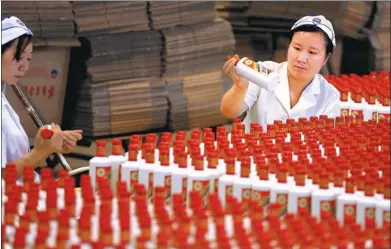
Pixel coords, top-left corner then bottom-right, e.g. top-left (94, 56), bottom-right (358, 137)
top-left (108, 139), bottom-right (126, 195)
top-left (89, 140), bottom-right (113, 190)
top-left (251, 164), bottom-right (271, 215)
top-left (121, 144), bottom-right (140, 196)
top-left (376, 180), bottom-right (390, 228)
top-left (171, 150), bottom-right (189, 204)
top-left (206, 150), bottom-right (223, 194)
top-left (232, 56), bottom-right (277, 92)
top-left (350, 90), bottom-right (365, 121)
top-left (356, 179), bottom-right (378, 229)
top-left (338, 87), bottom-right (351, 117)
top-left (336, 178), bottom-right (358, 226)
top-left (233, 157), bottom-right (252, 212)
top-left (270, 164), bottom-right (290, 216)
top-left (363, 92), bottom-right (379, 121)
top-left (187, 154), bottom-right (212, 207)
top-left (377, 94), bottom-right (390, 123)
top-left (218, 156), bottom-right (237, 208)
top-left (138, 144), bottom-right (157, 200)
top-left (153, 147), bottom-right (172, 202)
top-left (311, 172), bottom-right (337, 220)
top-left (287, 167), bottom-right (311, 215)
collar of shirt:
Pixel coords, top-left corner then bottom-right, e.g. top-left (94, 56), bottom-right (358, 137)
top-left (274, 62), bottom-right (320, 115)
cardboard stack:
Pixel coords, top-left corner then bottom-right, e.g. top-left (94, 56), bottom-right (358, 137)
top-left (72, 1), bottom-right (150, 36)
top-left (73, 77), bottom-right (168, 137)
top-left (162, 19), bottom-right (235, 78)
top-left (369, 2), bottom-right (390, 71)
top-left (86, 31), bottom-right (163, 82)
top-left (149, 2), bottom-right (216, 29)
top-left (2, 1), bottom-right (78, 46)
top-left (166, 71), bottom-right (228, 131)
top-left (245, 2), bottom-right (373, 39)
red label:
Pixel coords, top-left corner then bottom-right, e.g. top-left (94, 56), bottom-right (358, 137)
top-left (148, 172), bottom-right (154, 199)
top-left (276, 193), bottom-right (288, 215)
top-left (297, 196), bottom-right (311, 213)
top-left (243, 59), bottom-right (259, 71)
top-left (96, 167), bottom-right (111, 181)
top-left (343, 203), bottom-right (356, 223)
top-left (340, 109), bottom-right (349, 117)
top-left (193, 180), bottom-right (210, 207)
top-left (365, 207), bottom-right (376, 226)
top-left (225, 185), bottom-right (233, 199)
top-left (351, 110), bottom-right (363, 119)
top-left (251, 190), bottom-right (270, 207)
top-left (214, 178), bottom-right (219, 193)
top-left (372, 112), bottom-right (378, 121)
top-left (378, 113), bottom-right (391, 122)
top-left (320, 200), bottom-right (336, 216)
top-left (164, 175), bottom-right (171, 201)
top-left (383, 210), bottom-right (390, 227)
top-left (129, 170), bottom-right (138, 195)
top-left (241, 188), bottom-right (252, 211)
top-left (182, 177), bottom-right (188, 202)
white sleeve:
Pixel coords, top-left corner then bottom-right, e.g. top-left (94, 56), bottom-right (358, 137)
top-left (1, 129), bottom-right (7, 168)
top-left (322, 91), bottom-right (341, 118)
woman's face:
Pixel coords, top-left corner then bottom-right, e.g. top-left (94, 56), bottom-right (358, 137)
top-left (287, 31), bottom-right (329, 84)
top-left (2, 39), bottom-right (33, 85)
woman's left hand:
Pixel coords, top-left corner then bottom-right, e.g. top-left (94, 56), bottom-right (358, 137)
top-left (51, 123), bottom-right (83, 154)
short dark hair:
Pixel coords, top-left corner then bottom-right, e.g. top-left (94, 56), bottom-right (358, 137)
top-left (288, 25), bottom-right (334, 55)
top-left (1, 34), bottom-right (32, 61)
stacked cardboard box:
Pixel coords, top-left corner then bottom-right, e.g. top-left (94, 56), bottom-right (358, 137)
top-left (369, 2), bottom-right (390, 71)
top-left (72, 1), bottom-right (150, 35)
top-left (166, 71), bottom-right (228, 131)
top-left (162, 19), bottom-right (235, 78)
top-left (2, 1), bottom-right (78, 46)
top-left (73, 77), bottom-right (168, 137)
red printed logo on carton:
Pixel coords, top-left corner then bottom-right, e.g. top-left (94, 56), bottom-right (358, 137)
top-left (242, 188), bottom-right (252, 211)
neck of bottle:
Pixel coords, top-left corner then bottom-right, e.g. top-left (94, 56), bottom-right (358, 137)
top-left (384, 186), bottom-right (390, 200)
top-left (225, 158), bottom-right (235, 175)
top-left (277, 171), bottom-right (287, 184)
top-left (319, 176), bottom-right (329, 190)
top-left (240, 165), bottom-right (250, 178)
top-left (294, 174), bottom-right (305, 186)
top-left (160, 153), bottom-right (169, 166)
top-left (258, 168), bottom-right (269, 181)
top-left (207, 157), bottom-right (218, 169)
top-left (128, 150), bottom-right (138, 161)
top-left (146, 151), bottom-right (155, 164)
top-left (96, 146), bottom-right (106, 157)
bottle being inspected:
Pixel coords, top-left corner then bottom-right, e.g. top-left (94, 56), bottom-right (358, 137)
top-left (228, 54), bottom-right (277, 92)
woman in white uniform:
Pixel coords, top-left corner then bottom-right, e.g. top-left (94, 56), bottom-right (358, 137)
top-left (220, 15), bottom-right (340, 132)
top-left (1, 16), bottom-right (83, 179)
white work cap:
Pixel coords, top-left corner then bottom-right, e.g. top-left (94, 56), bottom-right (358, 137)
top-left (291, 15), bottom-right (336, 47)
top-left (2, 16), bottom-right (33, 46)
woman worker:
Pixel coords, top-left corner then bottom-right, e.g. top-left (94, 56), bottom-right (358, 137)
top-left (220, 15), bottom-right (340, 132)
top-left (2, 16), bottom-right (83, 179)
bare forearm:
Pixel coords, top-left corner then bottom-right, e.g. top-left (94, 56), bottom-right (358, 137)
top-left (11, 149), bottom-right (49, 178)
top-left (220, 85), bottom-right (248, 118)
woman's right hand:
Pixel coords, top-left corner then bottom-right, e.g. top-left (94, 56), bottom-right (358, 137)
top-left (34, 125), bottom-right (64, 157)
top-left (222, 54), bottom-right (249, 90)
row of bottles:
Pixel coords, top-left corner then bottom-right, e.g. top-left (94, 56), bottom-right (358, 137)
top-left (2, 167), bottom-right (390, 249)
top-left (326, 71), bottom-right (390, 122)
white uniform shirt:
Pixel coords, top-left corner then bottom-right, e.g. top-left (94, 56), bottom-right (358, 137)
top-left (242, 61), bottom-right (340, 132)
top-left (2, 92), bottom-right (39, 181)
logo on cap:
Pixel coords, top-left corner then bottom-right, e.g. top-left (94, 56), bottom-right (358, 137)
top-left (312, 17), bottom-right (321, 24)
top-left (16, 19), bottom-right (26, 27)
